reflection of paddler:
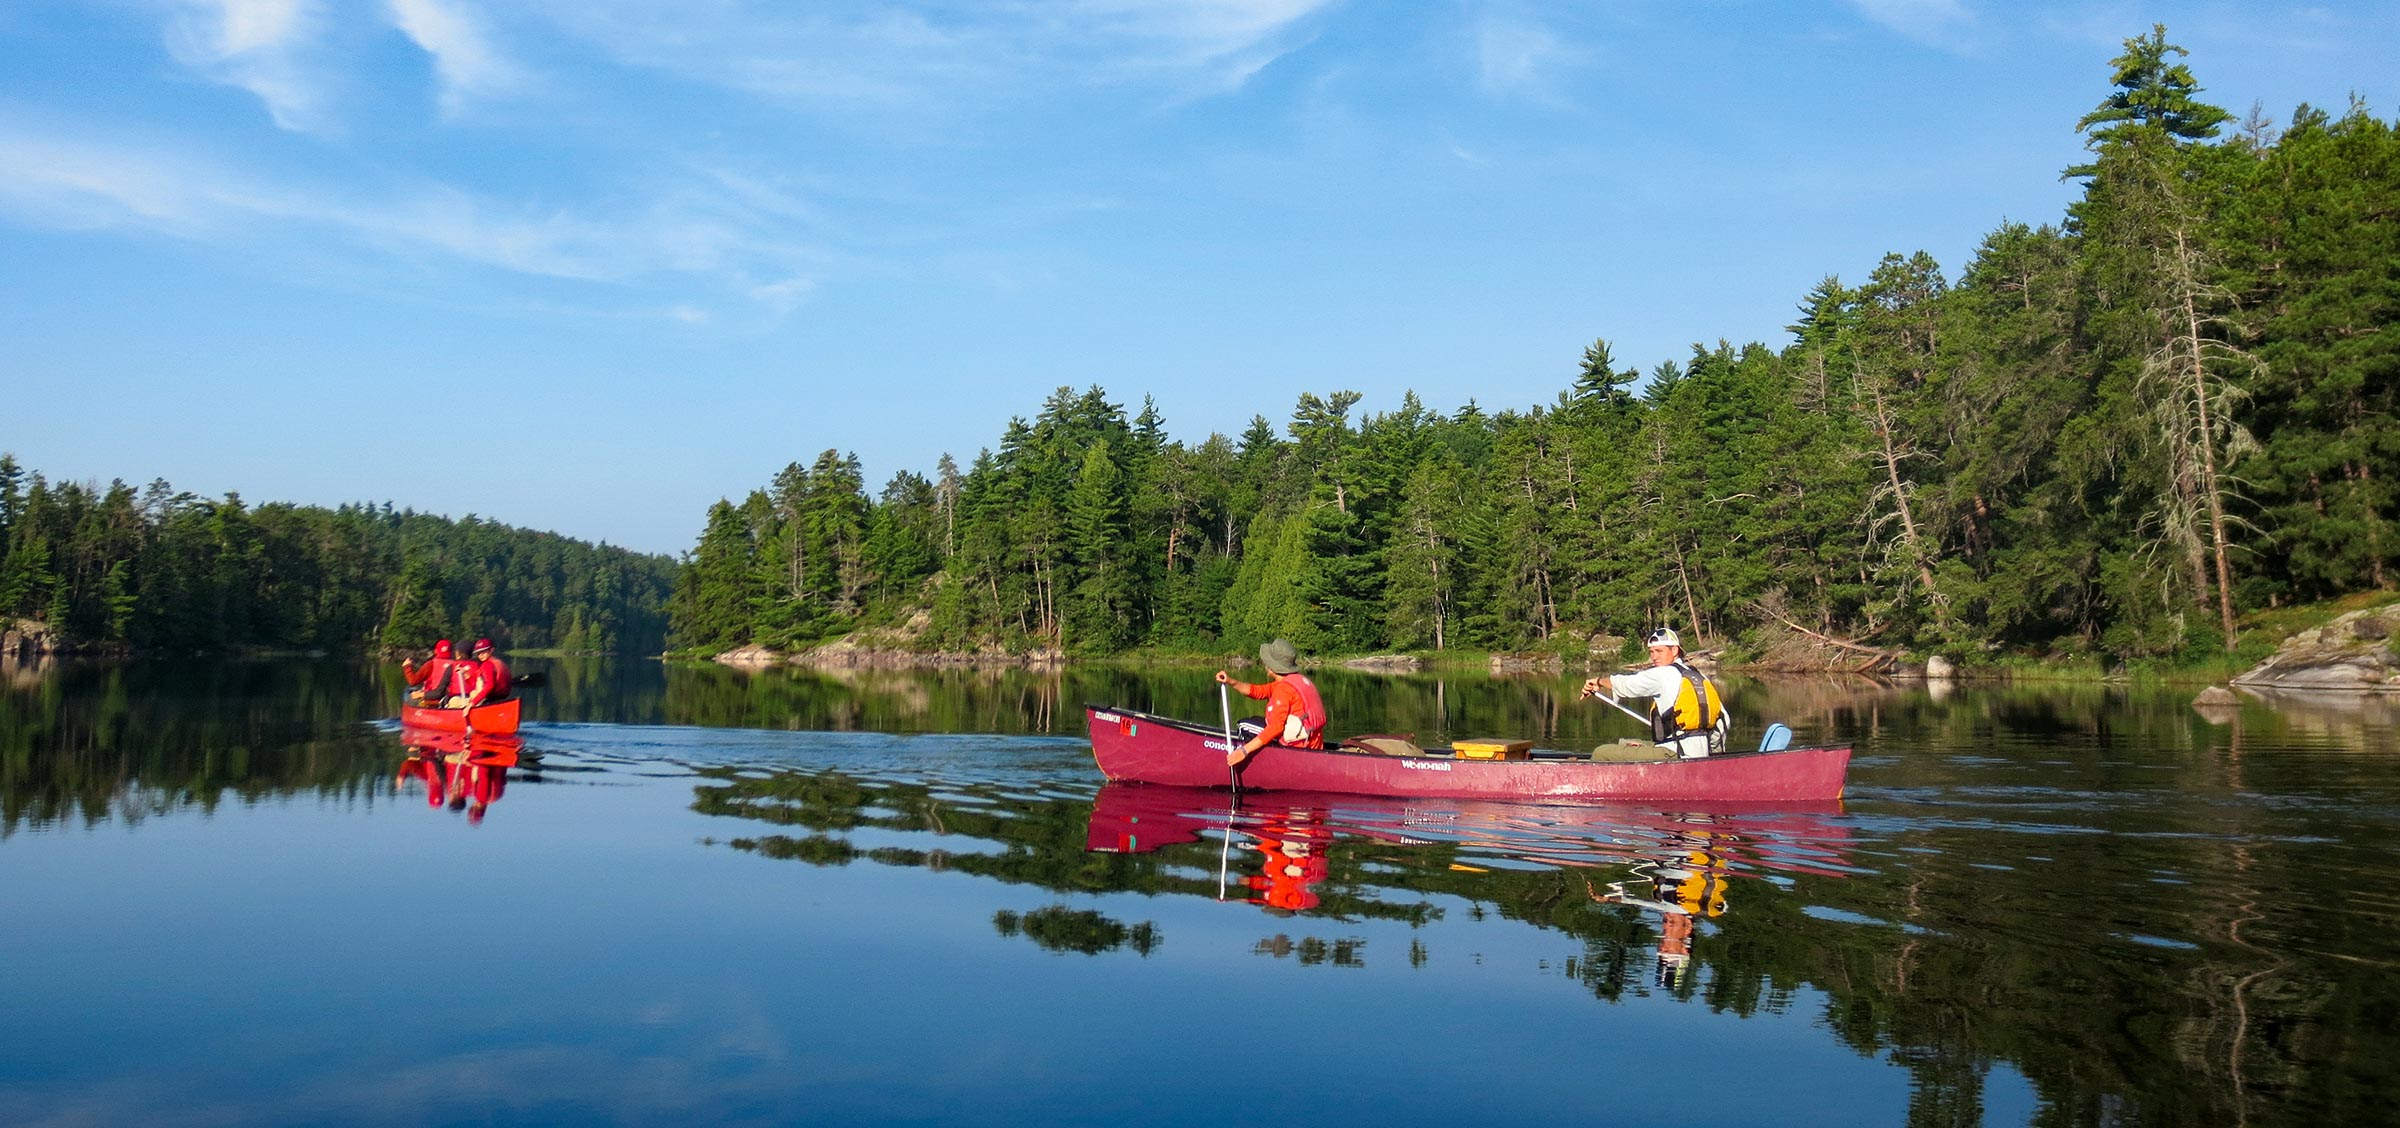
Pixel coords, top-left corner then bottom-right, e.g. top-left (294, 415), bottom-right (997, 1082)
top-left (1590, 820), bottom-right (1735, 988)
top-left (1244, 810), bottom-right (1333, 913)
top-left (398, 733), bottom-right (516, 823)
top-left (396, 747), bottom-right (447, 808)
top-left (1649, 845), bottom-right (1730, 919)
top-left (1658, 913), bottom-right (1696, 979)
top-left (444, 750), bottom-right (510, 825)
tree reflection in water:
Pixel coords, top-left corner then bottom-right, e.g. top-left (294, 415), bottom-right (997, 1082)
top-left (10, 659), bottom-right (2400, 1125)
top-left (684, 754), bottom-right (2400, 1124)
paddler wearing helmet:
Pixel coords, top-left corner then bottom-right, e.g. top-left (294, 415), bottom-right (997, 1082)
top-left (1581, 627), bottom-right (1729, 759)
top-left (458, 637), bottom-right (512, 708)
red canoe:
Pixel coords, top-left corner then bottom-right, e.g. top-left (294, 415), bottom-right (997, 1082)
top-left (398, 696), bottom-right (521, 734)
top-left (1087, 705), bottom-right (1850, 804)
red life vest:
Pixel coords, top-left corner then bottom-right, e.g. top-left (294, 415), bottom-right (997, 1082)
top-left (412, 657), bottom-right (455, 691)
top-left (472, 657), bottom-right (511, 700)
top-left (1273, 672), bottom-right (1328, 749)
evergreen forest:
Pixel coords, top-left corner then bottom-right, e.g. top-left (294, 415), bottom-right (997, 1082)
top-left (0, 456), bottom-right (677, 655)
top-left (670, 28), bottom-right (2400, 665)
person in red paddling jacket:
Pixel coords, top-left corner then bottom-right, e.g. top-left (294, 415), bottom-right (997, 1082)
top-left (402, 640), bottom-right (460, 706)
top-left (459, 637), bottom-right (511, 707)
top-left (1216, 638), bottom-right (1328, 767)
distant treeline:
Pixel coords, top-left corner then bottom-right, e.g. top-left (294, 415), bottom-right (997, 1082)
top-left (673, 30), bottom-right (2398, 665)
top-left (0, 457), bottom-right (676, 654)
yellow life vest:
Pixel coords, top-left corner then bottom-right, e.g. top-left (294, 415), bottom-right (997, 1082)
top-left (1649, 662), bottom-right (1722, 742)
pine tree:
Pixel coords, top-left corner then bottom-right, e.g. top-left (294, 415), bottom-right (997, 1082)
top-left (2072, 25), bottom-right (2248, 650)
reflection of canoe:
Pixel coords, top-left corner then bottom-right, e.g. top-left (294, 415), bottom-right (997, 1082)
top-left (1085, 781), bottom-right (1853, 876)
top-left (1087, 706), bottom-right (1850, 803)
top-left (397, 725), bottom-right (525, 767)
top-left (398, 697), bottom-right (520, 734)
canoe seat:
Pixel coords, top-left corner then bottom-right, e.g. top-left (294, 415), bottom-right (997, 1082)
top-left (1344, 734), bottom-right (1427, 757)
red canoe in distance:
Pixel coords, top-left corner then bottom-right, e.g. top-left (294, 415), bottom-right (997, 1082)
top-left (1084, 781), bottom-right (1854, 879)
top-left (1087, 706), bottom-right (1851, 804)
top-left (397, 725), bottom-right (525, 767)
top-left (398, 696), bottom-right (521, 735)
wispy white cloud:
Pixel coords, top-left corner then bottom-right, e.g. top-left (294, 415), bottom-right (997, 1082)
top-left (1070, 0), bottom-right (1331, 71)
top-left (524, 0), bottom-right (1335, 112)
top-left (162, 0), bottom-right (332, 132)
top-left (1475, 15), bottom-right (1584, 102)
top-left (1849, 0), bottom-right (1980, 51)
top-left (387, 0), bottom-right (524, 114)
top-left (0, 123), bottom-right (821, 306)
top-left (744, 275), bottom-right (817, 313)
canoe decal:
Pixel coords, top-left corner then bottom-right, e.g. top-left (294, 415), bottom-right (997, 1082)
top-left (1400, 760), bottom-right (1453, 772)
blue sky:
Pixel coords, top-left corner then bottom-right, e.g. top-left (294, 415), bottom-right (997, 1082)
top-left (3, 1), bottom-right (2394, 556)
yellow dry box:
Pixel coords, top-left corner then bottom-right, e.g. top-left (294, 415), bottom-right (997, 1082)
top-left (1452, 738), bottom-right (1533, 761)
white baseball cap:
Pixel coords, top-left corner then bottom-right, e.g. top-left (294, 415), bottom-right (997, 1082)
top-left (1646, 627), bottom-right (1681, 648)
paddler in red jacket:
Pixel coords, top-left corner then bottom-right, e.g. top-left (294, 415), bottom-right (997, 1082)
top-left (1215, 638), bottom-right (1328, 767)
top-left (402, 640), bottom-right (459, 706)
top-left (459, 637), bottom-right (511, 706)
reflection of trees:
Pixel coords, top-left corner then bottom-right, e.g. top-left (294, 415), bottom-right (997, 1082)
top-left (698, 751), bottom-right (2390, 1127)
top-left (992, 907), bottom-right (1160, 956)
top-left (0, 661), bottom-right (398, 833)
top-left (13, 659), bottom-right (2392, 1125)
top-left (1254, 935), bottom-right (1366, 967)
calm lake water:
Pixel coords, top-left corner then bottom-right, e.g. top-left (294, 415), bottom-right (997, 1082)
top-left (4, 658), bottom-right (2396, 1127)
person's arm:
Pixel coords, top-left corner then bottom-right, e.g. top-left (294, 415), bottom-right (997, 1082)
top-left (1611, 666), bottom-right (1676, 702)
top-left (1217, 674), bottom-right (1280, 764)
top-left (1215, 674), bottom-right (1269, 701)
top-left (458, 667), bottom-right (490, 709)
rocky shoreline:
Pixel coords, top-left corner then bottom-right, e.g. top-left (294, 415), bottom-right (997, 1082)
top-left (2229, 603), bottom-right (2400, 692)
top-left (713, 642), bottom-right (1065, 670)
top-left (699, 601), bottom-right (2400, 694)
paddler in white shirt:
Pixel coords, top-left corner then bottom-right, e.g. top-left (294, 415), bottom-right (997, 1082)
top-left (1581, 627), bottom-right (1729, 759)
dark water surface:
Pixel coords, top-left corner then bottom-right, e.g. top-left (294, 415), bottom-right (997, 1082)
top-left (4, 658), bottom-right (2397, 1127)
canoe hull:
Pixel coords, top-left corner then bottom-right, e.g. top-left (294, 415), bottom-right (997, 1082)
top-left (1087, 706), bottom-right (1848, 803)
top-left (398, 697), bottom-right (521, 734)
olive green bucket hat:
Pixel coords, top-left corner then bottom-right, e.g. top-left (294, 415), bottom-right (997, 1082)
top-left (1259, 638), bottom-right (1301, 675)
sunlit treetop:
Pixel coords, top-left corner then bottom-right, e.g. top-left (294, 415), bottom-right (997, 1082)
top-left (2074, 23), bottom-right (2233, 149)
